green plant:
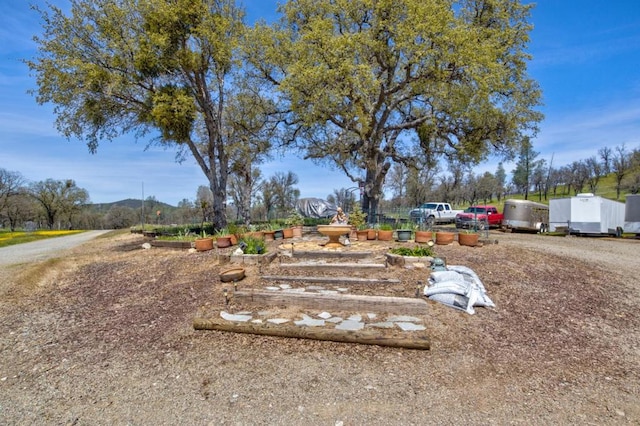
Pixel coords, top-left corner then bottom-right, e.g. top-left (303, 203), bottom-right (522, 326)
top-left (390, 246), bottom-right (435, 257)
top-left (285, 210), bottom-right (305, 227)
top-left (348, 204), bottom-right (367, 230)
top-left (378, 223), bottom-right (393, 231)
top-left (239, 235), bottom-right (267, 254)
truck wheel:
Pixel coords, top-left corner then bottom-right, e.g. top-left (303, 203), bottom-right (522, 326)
top-left (426, 216), bottom-right (435, 227)
top-left (477, 221), bottom-right (487, 231)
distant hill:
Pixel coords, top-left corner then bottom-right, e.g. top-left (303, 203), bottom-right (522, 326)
top-left (89, 198), bottom-right (176, 212)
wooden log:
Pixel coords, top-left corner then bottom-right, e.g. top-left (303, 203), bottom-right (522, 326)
top-left (193, 318), bottom-right (430, 350)
top-left (233, 290), bottom-right (428, 315)
top-left (260, 275), bottom-right (401, 285)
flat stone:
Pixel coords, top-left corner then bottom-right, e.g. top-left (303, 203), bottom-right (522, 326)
top-left (279, 284), bottom-right (292, 289)
top-left (318, 290), bottom-right (339, 294)
top-left (265, 286), bottom-right (280, 291)
top-left (347, 314), bottom-right (362, 322)
top-left (335, 320), bottom-right (365, 331)
top-left (368, 322), bottom-right (395, 329)
top-left (317, 311), bottom-right (333, 319)
top-left (326, 316), bottom-right (343, 323)
top-left (294, 318), bottom-right (325, 327)
top-left (387, 315), bottom-right (422, 323)
top-left (267, 318), bottom-right (290, 324)
top-left (395, 322), bottom-right (426, 331)
top-left (366, 313), bottom-right (378, 320)
top-left (220, 311), bottom-right (252, 322)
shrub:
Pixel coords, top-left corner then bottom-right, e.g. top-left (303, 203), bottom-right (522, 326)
top-left (389, 246), bottom-right (435, 257)
top-left (239, 235), bottom-right (267, 254)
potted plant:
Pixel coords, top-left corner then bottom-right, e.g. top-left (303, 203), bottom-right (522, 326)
top-left (195, 230), bottom-right (215, 251)
top-left (214, 229), bottom-right (232, 248)
top-left (286, 210), bottom-right (305, 237)
top-left (458, 229), bottom-right (480, 247)
top-left (348, 204), bottom-right (368, 241)
top-left (377, 223), bottom-right (394, 241)
top-left (435, 230), bottom-right (455, 245)
top-left (414, 224), bottom-right (433, 244)
top-left (395, 221), bottom-right (414, 242)
top-left (262, 223), bottom-right (276, 241)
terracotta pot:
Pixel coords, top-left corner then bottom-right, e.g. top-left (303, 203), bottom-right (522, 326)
top-left (356, 230), bottom-right (369, 241)
top-left (229, 234), bottom-right (238, 245)
top-left (292, 225), bottom-right (303, 238)
top-left (263, 231), bottom-right (275, 241)
top-left (415, 230), bottom-right (433, 244)
top-left (195, 237), bottom-right (214, 251)
top-left (367, 229), bottom-right (377, 240)
top-left (458, 232), bottom-right (479, 247)
top-left (377, 229), bottom-right (393, 241)
top-left (283, 227), bottom-right (294, 239)
top-left (435, 231), bottom-right (455, 245)
top-left (215, 236), bottom-right (232, 249)
top-left (349, 226), bottom-right (358, 240)
top-left (245, 231), bottom-right (264, 239)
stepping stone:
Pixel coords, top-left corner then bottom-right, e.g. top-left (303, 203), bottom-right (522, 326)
top-left (395, 322), bottom-right (426, 331)
top-left (220, 311), bottom-right (252, 322)
top-left (335, 320), bottom-right (365, 331)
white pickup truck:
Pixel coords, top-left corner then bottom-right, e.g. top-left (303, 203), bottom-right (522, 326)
top-left (409, 202), bottom-right (463, 226)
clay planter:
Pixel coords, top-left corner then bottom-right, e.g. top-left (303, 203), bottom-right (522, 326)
top-left (263, 231), bottom-right (275, 241)
top-left (292, 225), bottom-right (303, 238)
top-left (415, 230), bottom-right (433, 244)
top-left (367, 229), bottom-right (377, 240)
top-left (458, 232), bottom-right (479, 247)
top-left (283, 227), bottom-right (294, 239)
top-left (195, 237), bottom-right (214, 251)
top-left (435, 231), bottom-right (455, 245)
top-left (356, 230), bottom-right (369, 241)
top-left (377, 229), bottom-right (393, 241)
top-left (245, 231), bottom-right (264, 239)
top-left (220, 267), bottom-right (245, 283)
top-left (229, 234), bottom-right (238, 245)
top-left (215, 236), bottom-right (232, 249)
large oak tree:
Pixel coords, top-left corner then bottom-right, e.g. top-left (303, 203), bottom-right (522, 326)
top-left (27, 0), bottom-right (263, 229)
top-left (248, 0), bottom-right (542, 218)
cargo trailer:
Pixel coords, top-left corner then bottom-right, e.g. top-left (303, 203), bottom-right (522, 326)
top-left (502, 199), bottom-right (549, 233)
top-left (549, 193), bottom-right (625, 236)
top-left (624, 194), bottom-right (640, 234)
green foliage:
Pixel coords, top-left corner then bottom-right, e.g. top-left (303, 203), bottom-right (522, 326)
top-left (348, 204), bottom-right (367, 230)
top-left (239, 235), bottom-right (267, 255)
top-left (250, 0), bottom-right (542, 219)
top-left (390, 246), bottom-right (435, 257)
top-left (378, 223), bottom-right (393, 231)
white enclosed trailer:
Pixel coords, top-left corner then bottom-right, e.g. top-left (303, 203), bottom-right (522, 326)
top-left (624, 194), bottom-right (640, 234)
top-left (549, 193), bottom-right (625, 236)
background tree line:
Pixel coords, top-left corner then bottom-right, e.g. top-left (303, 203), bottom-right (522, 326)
top-left (2, 142), bottom-right (638, 231)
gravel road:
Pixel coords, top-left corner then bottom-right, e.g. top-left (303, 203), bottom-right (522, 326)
top-left (0, 230), bottom-right (112, 266)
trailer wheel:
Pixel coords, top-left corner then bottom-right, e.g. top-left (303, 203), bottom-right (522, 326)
top-left (615, 226), bottom-right (623, 238)
top-left (539, 223), bottom-right (547, 234)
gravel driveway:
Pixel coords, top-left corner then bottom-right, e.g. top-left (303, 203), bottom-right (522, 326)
top-left (0, 230), bottom-right (112, 266)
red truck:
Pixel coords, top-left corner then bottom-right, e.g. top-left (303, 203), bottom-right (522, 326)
top-left (455, 205), bottom-right (504, 230)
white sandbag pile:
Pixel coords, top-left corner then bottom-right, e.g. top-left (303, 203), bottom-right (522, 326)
top-left (424, 265), bottom-right (495, 315)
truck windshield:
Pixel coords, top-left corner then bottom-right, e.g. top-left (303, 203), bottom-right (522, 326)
top-left (465, 207), bottom-right (487, 213)
top-left (422, 203), bottom-right (439, 209)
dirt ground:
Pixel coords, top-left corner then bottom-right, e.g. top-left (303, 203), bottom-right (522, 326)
top-left (0, 230), bottom-right (638, 425)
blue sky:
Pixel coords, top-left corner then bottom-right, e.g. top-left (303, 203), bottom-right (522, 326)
top-left (1, 1), bottom-right (639, 206)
